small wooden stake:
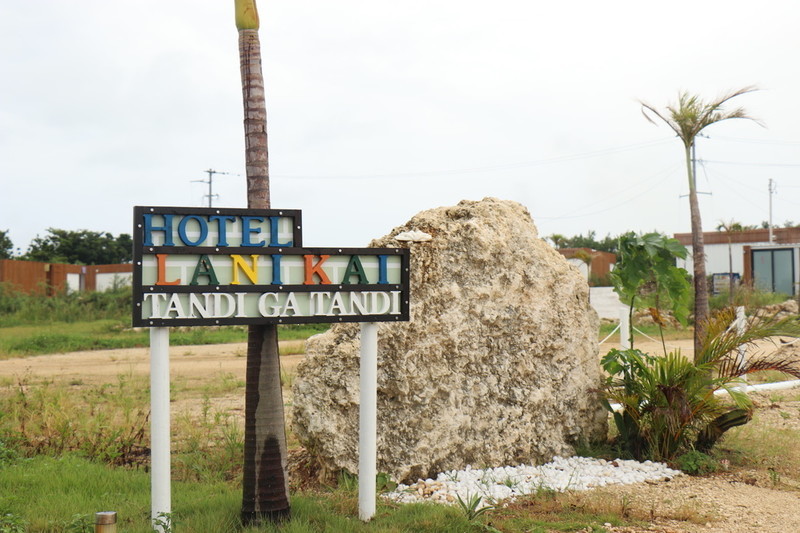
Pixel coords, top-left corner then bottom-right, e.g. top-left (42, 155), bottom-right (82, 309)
top-left (94, 511), bottom-right (117, 533)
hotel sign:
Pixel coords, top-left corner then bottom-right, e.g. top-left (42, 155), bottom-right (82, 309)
top-left (132, 206), bottom-right (410, 327)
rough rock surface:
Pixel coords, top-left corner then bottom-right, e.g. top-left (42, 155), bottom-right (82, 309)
top-left (291, 198), bottom-right (607, 482)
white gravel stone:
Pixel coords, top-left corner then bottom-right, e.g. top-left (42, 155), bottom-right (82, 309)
top-left (384, 456), bottom-right (682, 505)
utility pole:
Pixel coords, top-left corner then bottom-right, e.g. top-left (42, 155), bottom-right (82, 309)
top-left (682, 139), bottom-right (711, 198)
top-left (192, 169), bottom-right (236, 207)
top-left (769, 178), bottom-right (776, 243)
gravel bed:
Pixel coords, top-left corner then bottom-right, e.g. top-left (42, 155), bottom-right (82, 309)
top-left (384, 456), bottom-right (682, 505)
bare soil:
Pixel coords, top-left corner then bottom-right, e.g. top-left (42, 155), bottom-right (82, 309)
top-left (1, 340), bottom-right (798, 532)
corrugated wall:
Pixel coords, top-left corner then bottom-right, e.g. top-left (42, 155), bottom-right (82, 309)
top-left (0, 259), bottom-right (131, 294)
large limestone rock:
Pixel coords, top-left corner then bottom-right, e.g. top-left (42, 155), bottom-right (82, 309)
top-left (292, 198), bottom-right (606, 482)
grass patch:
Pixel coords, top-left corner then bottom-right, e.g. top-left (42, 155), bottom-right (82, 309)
top-left (0, 284), bottom-right (329, 357)
top-left (0, 373), bottom-right (149, 465)
top-left (0, 454), bottom-right (656, 532)
top-left (709, 287), bottom-right (790, 312)
top-left (0, 284), bottom-right (130, 326)
top-left (746, 369), bottom-right (800, 385)
top-left (0, 455), bottom-right (245, 533)
top-left (718, 415), bottom-right (800, 477)
top-left (0, 321), bottom-right (248, 357)
top-left (0, 322), bottom-right (327, 358)
top-left (598, 322), bottom-right (689, 344)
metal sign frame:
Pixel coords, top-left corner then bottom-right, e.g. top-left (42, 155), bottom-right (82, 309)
top-left (133, 206), bottom-right (410, 327)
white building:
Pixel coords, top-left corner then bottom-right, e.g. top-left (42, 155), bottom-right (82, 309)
top-left (674, 227), bottom-right (800, 296)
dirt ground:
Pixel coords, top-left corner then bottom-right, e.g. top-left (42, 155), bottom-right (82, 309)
top-left (1, 340), bottom-right (799, 533)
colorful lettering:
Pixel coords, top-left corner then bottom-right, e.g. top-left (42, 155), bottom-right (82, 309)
top-left (230, 254), bottom-right (259, 285)
top-left (155, 254), bottom-right (180, 285)
top-left (303, 255), bottom-right (331, 285)
top-left (190, 255), bottom-right (219, 285)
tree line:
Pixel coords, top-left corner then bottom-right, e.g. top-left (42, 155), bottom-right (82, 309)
top-left (0, 228), bottom-right (132, 265)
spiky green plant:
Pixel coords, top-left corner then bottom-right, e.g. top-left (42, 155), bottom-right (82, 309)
top-left (455, 493), bottom-right (495, 522)
top-left (603, 308), bottom-right (800, 461)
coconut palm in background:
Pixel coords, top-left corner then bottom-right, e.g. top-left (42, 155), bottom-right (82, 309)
top-left (235, 0), bottom-right (290, 524)
top-left (640, 87), bottom-right (760, 361)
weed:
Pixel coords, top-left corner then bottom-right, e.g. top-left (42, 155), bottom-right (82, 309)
top-left (502, 476), bottom-right (518, 490)
top-left (58, 513), bottom-right (93, 533)
top-left (0, 509), bottom-right (26, 533)
top-left (280, 367), bottom-right (296, 388)
top-left (152, 512), bottom-right (174, 533)
top-left (0, 376), bottom-right (148, 466)
top-left (676, 450), bottom-right (719, 476)
top-left (279, 340), bottom-right (306, 356)
top-left (173, 404), bottom-right (243, 483)
top-left (708, 286), bottom-right (788, 312)
top-left (455, 493), bottom-right (495, 521)
top-left (376, 472), bottom-right (397, 493)
top-left (620, 495), bottom-right (631, 518)
top-left (0, 440), bottom-right (18, 465)
top-left (768, 468), bottom-right (781, 487)
top-left (337, 470), bottom-right (358, 493)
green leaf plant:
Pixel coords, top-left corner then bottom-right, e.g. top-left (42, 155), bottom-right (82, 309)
top-left (602, 308), bottom-right (800, 462)
top-left (608, 232), bottom-right (691, 354)
top-left (455, 493), bottom-right (495, 522)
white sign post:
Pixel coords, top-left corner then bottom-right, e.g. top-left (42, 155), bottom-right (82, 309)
top-left (150, 327), bottom-right (171, 532)
top-left (358, 322), bottom-right (378, 521)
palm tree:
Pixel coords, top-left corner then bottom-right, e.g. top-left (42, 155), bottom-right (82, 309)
top-left (641, 87), bottom-right (760, 361)
top-left (235, 0), bottom-right (290, 524)
top-left (603, 309), bottom-right (800, 461)
top-left (548, 233), bottom-right (568, 249)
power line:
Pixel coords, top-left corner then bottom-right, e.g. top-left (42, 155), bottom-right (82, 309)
top-left (702, 160), bottom-right (800, 168)
top-left (536, 163), bottom-right (679, 220)
top-left (272, 138), bottom-right (674, 180)
top-left (713, 135), bottom-right (800, 146)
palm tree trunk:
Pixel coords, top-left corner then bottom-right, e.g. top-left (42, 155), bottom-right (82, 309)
top-left (686, 144), bottom-right (708, 360)
top-left (238, 25), bottom-right (290, 524)
top-left (242, 324), bottom-right (290, 523)
top-left (240, 28), bottom-right (270, 209)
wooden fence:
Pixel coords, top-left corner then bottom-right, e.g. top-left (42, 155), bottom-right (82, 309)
top-left (0, 259), bottom-right (132, 295)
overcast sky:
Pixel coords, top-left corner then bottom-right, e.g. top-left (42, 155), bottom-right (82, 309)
top-left (2, 1), bottom-right (799, 253)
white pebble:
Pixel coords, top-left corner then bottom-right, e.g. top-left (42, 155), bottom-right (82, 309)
top-left (383, 456), bottom-right (682, 505)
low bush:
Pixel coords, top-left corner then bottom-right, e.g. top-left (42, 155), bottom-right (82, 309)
top-left (676, 450), bottom-right (719, 475)
top-left (602, 309), bottom-right (800, 462)
top-left (0, 284), bottom-right (130, 327)
top-left (708, 285), bottom-right (789, 312)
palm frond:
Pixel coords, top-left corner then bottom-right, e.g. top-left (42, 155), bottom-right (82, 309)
top-left (601, 303), bottom-right (800, 461)
top-left (641, 86), bottom-right (762, 147)
top-left (640, 102), bottom-right (681, 136)
top-left (696, 308), bottom-right (800, 370)
top-left (726, 354), bottom-right (800, 381)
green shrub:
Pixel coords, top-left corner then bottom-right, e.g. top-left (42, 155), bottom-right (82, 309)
top-left (0, 439), bottom-right (19, 466)
top-left (709, 285), bottom-right (790, 312)
top-left (602, 309), bottom-right (800, 462)
top-left (0, 509), bottom-right (27, 533)
top-left (676, 450), bottom-right (719, 475)
top-left (0, 284), bottom-right (131, 327)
